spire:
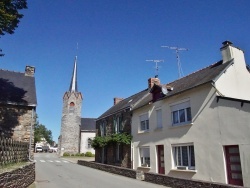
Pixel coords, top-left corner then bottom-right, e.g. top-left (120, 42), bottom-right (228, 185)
top-left (69, 56), bottom-right (78, 92)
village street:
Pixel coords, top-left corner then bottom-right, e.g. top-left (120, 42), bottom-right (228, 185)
top-left (33, 153), bottom-right (167, 188)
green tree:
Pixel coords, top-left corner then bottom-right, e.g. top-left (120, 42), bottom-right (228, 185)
top-left (0, 0), bottom-right (27, 56)
top-left (34, 122), bottom-right (53, 145)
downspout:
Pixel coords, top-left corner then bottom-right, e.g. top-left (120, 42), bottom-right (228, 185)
top-left (29, 108), bottom-right (34, 162)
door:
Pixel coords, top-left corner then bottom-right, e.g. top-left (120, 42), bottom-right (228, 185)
top-left (157, 145), bottom-right (165, 174)
top-left (225, 145), bottom-right (243, 186)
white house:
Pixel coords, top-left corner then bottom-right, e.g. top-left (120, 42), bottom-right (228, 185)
top-left (80, 118), bottom-right (96, 154)
top-left (131, 41), bottom-right (250, 187)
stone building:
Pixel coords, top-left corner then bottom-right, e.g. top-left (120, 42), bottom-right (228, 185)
top-left (58, 57), bottom-right (83, 156)
top-left (0, 65), bottom-right (37, 158)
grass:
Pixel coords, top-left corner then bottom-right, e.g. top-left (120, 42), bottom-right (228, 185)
top-left (0, 162), bottom-right (30, 174)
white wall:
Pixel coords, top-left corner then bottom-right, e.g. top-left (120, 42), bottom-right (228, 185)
top-left (132, 84), bottom-right (250, 187)
top-left (80, 132), bottom-right (96, 154)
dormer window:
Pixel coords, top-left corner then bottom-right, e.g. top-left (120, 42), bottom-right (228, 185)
top-left (69, 102), bottom-right (75, 114)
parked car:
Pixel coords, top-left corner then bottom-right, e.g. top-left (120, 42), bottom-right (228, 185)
top-left (35, 146), bottom-right (43, 153)
top-left (42, 146), bottom-right (49, 153)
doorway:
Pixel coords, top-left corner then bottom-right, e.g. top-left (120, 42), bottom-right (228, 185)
top-left (157, 145), bottom-right (165, 174)
top-left (225, 145), bottom-right (243, 186)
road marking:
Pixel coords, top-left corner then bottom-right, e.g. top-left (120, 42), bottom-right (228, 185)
top-left (55, 160), bottom-right (61, 163)
top-left (63, 161), bottom-right (69, 163)
top-left (34, 160), bottom-right (37, 162)
top-left (48, 160), bottom-right (53, 162)
top-left (40, 160), bottom-right (46, 162)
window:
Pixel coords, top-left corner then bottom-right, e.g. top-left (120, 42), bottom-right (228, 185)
top-left (140, 114), bottom-right (149, 131)
top-left (69, 102), bottom-right (75, 114)
top-left (172, 144), bottom-right (195, 170)
top-left (171, 101), bottom-right (192, 126)
top-left (100, 121), bottom-right (107, 136)
top-left (113, 116), bottom-right (123, 133)
top-left (140, 147), bottom-right (150, 167)
top-left (87, 138), bottom-right (92, 148)
top-left (156, 109), bottom-right (162, 128)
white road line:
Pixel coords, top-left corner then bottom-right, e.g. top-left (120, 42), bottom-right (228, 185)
top-left (34, 160), bottom-right (37, 162)
top-left (40, 160), bottom-right (46, 162)
top-left (62, 161), bottom-right (69, 163)
top-left (55, 160), bottom-right (61, 163)
top-left (48, 160), bottom-right (53, 162)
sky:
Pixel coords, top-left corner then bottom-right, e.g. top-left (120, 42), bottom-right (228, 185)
top-left (1, 0), bottom-right (250, 141)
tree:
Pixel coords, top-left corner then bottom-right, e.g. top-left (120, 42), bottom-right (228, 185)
top-left (0, 0), bottom-right (27, 56)
top-left (34, 123), bottom-right (53, 146)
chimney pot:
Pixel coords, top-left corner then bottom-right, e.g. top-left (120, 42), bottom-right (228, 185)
top-left (25, 66), bottom-right (35, 76)
top-left (114, 97), bottom-right (124, 105)
top-left (222, 40), bottom-right (233, 46)
top-left (148, 77), bottom-right (160, 89)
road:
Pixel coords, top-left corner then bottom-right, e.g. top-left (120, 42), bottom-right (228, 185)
top-left (34, 153), bottom-right (166, 188)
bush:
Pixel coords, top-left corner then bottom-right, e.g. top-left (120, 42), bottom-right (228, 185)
top-left (75, 153), bottom-right (81, 157)
top-left (85, 151), bottom-right (94, 157)
top-left (63, 152), bottom-right (70, 157)
top-left (80, 153), bottom-right (85, 156)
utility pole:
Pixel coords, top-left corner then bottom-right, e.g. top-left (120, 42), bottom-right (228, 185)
top-left (146, 59), bottom-right (164, 78)
top-left (161, 45), bottom-right (188, 78)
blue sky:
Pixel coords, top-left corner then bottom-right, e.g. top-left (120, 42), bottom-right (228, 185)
top-left (1, 0), bottom-right (250, 141)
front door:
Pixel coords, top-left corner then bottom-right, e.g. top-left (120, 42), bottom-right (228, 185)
top-left (225, 145), bottom-right (243, 186)
top-left (157, 145), bottom-right (165, 174)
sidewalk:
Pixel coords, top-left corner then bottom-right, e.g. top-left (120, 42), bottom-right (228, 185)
top-left (60, 156), bottom-right (95, 164)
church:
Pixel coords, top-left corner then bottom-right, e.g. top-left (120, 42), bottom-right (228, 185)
top-left (58, 56), bottom-right (96, 156)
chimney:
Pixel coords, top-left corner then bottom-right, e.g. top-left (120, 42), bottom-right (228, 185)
top-left (25, 66), bottom-right (35, 76)
top-left (114, 97), bottom-right (124, 105)
top-left (220, 41), bottom-right (246, 70)
top-left (148, 77), bottom-right (160, 89)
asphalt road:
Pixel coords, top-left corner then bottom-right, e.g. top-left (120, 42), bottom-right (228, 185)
top-left (34, 153), bottom-right (166, 188)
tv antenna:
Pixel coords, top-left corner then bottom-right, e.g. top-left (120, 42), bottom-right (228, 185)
top-left (146, 59), bottom-right (164, 78)
top-left (161, 45), bottom-right (188, 78)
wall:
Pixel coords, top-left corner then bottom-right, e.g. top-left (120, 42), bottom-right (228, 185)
top-left (80, 132), bottom-right (96, 154)
top-left (77, 160), bottom-right (240, 188)
top-left (0, 163), bottom-right (35, 188)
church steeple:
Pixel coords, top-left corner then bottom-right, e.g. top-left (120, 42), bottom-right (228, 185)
top-left (69, 56), bottom-right (78, 92)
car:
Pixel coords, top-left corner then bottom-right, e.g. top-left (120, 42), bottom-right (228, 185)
top-left (35, 146), bottom-right (43, 153)
top-left (42, 146), bottom-right (49, 153)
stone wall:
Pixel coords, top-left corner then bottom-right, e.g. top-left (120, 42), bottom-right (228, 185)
top-left (78, 160), bottom-right (136, 179)
top-left (0, 162), bottom-right (35, 188)
top-left (78, 160), bottom-right (242, 188)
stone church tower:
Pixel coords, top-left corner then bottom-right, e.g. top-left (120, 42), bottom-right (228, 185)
top-left (59, 56), bottom-right (83, 156)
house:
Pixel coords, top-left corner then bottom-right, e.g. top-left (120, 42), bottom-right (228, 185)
top-left (131, 41), bottom-right (250, 187)
top-left (80, 118), bottom-right (96, 154)
top-left (0, 66), bottom-right (37, 157)
top-left (95, 92), bottom-right (148, 168)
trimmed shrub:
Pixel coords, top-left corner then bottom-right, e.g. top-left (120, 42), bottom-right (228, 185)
top-left (63, 152), bottom-right (70, 157)
top-left (85, 152), bottom-right (94, 157)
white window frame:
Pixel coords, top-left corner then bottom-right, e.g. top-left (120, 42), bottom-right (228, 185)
top-left (172, 144), bottom-right (195, 170)
top-left (140, 113), bottom-right (149, 131)
top-left (170, 100), bottom-right (192, 126)
top-left (156, 109), bottom-right (162, 128)
top-left (139, 147), bottom-right (150, 167)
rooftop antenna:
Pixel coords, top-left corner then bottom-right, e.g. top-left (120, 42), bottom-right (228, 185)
top-left (161, 45), bottom-right (188, 78)
top-left (146, 59), bottom-right (164, 78)
top-left (76, 42), bottom-right (78, 58)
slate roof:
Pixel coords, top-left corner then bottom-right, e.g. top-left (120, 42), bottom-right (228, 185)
top-left (97, 89), bottom-right (149, 120)
top-left (133, 60), bottom-right (233, 110)
top-left (98, 60), bottom-right (234, 118)
top-left (81, 118), bottom-right (96, 131)
top-left (0, 69), bottom-right (37, 106)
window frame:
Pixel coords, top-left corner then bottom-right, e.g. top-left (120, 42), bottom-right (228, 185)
top-left (170, 100), bottom-right (192, 126)
top-left (139, 147), bottom-right (150, 167)
top-left (139, 113), bottom-right (149, 132)
top-left (172, 144), bottom-right (195, 170)
top-left (156, 109), bottom-right (163, 128)
top-left (100, 121), bottom-right (107, 136)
